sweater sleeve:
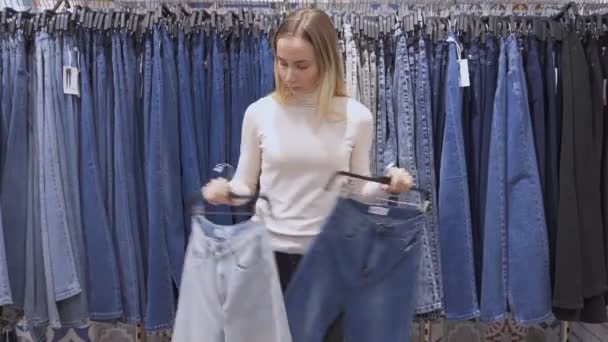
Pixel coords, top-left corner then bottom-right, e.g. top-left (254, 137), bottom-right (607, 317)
top-left (229, 103), bottom-right (261, 197)
top-left (349, 108), bottom-right (386, 198)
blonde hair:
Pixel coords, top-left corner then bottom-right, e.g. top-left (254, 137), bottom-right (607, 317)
top-left (271, 8), bottom-right (347, 121)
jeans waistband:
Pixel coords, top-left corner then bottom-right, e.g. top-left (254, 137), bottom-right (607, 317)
top-left (190, 216), bottom-right (265, 257)
top-left (326, 197), bottom-right (425, 235)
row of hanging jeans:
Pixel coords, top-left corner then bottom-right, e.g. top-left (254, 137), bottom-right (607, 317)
top-left (343, 26), bottom-right (562, 323)
top-left (0, 26), bottom-right (274, 331)
top-left (342, 24), bottom-right (445, 319)
top-left (2, 6), bottom-right (608, 332)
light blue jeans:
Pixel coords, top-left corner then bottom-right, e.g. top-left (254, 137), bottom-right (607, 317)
top-left (481, 35), bottom-right (551, 325)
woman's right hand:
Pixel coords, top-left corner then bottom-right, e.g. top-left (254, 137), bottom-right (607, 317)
top-left (202, 178), bottom-right (232, 205)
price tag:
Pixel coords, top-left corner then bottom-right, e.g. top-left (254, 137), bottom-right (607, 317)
top-left (63, 66), bottom-right (80, 97)
top-left (458, 59), bottom-right (470, 87)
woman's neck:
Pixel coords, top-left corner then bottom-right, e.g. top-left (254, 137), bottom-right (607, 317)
top-left (288, 88), bottom-right (320, 107)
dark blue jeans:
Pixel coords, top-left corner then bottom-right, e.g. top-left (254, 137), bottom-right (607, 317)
top-left (144, 26), bottom-right (186, 331)
top-left (1, 32), bottom-right (27, 308)
top-left (78, 30), bottom-right (123, 320)
top-left (111, 31), bottom-right (147, 323)
top-left (524, 36), bottom-right (547, 206)
top-left (285, 198), bottom-right (423, 342)
top-left (177, 30), bottom-right (202, 237)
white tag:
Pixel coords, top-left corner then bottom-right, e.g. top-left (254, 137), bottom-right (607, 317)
top-left (555, 67), bottom-right (558, 94)
top-left (458, 59), bottom-right (470, 87)
top-left (368, 206), bottom-right (389, 216)
top-left (63, 66), bottom-right (80, 97)
top-left (602, 78), bottom-right (608, 106)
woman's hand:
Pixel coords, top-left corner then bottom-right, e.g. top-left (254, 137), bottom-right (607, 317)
top-left (201, 178), bottom-right (233, 205)
top-left (382, 167), bottom-right (413, 193)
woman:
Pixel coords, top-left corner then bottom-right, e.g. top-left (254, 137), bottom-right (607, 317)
top-left (202, 7), bottom-right (413, 339)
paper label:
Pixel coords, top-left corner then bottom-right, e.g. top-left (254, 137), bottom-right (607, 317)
top-left (63, 66), bottom-right (80, 97)
top-left (368, 206), bottom-right (389, 216)
top-left (458, 59), bottom-right (470, 87)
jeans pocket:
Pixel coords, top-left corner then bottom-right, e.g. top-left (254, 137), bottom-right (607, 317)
top-left (235, 236), bottom-right (264, 270)
top-left (400, 230), bottom-right (421, 254)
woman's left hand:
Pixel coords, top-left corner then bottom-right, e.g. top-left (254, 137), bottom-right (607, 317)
top-left (382, 167), bottom-right (413, 193)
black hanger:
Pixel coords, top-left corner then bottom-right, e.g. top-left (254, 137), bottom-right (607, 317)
top-left (187, 191), bottom-right (272, 217)
top-left (324, 170), bottom-right (432, 203)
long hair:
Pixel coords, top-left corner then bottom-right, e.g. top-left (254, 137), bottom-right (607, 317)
top-left (270, 8), bottom-right (347, 121)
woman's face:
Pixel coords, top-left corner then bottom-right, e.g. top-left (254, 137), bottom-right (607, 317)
top-left (276, 36), bottom-right (320, 95)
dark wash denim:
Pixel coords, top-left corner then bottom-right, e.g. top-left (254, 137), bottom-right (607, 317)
top-left (79, 30), bottom-right (123, 320)
top-left (524, 36), bottom-right (547, 207)
top-left (111, 31), bottom-right (147, 323)
top-left (439, 33), bottom-right (479, 320)
top-left (431, 42), bottom-right (447, 185)
top-left (284, 198), bottom-right (423, 342)
top-left (481, 35), bottom-right (551, 324)
top-left (144, 26), bottom-right (186, 331)
top-left (178, 31), bottom-right (202, 238)
top-left (1, 32), bottom-right (27, 307)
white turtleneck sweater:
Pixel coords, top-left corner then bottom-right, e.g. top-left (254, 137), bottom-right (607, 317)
top-left (229, 93), bottom-right (384, 254)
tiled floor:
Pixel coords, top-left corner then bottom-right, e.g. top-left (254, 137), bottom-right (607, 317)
top-left (13, 318), bottom-right (608, 342)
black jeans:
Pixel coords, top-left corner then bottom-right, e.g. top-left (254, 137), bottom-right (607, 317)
top-left (275, 252), bottom-right (344, 342)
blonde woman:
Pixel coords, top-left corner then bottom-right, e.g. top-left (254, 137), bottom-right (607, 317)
top-left (202, 7), bottom-right (413, 339)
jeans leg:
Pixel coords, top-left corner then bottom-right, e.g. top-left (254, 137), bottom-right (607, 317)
top-left (413, 37), bottom-right (443, 316)
top-left (191, 32), bottom-right (209, 183)
top-left (481, 38), bottom-right (508, 321)
top-left (78, 30), bottom-right (123, 320)
top-left (439, 33), bottom-right (479, 320)
top-left (1, 32), bottom-right (27, 307)
top-left (177, 30), bottom-right (202, 231)
top-left (144, 27), bottom-right (178, 331)
top-left (505, 35), bottom-right (552, 324)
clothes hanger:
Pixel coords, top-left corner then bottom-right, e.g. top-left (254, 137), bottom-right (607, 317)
top-left (324, 170), bottom-right (432, 212)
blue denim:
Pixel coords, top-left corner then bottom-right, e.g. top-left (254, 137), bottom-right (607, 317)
top-left (1, 35), bottom-right (12, 155)
top-left (0, 32), bottom-right (26, 307)
top-left (375, 39), bottom-right (386, 176)
top-left (111, 31), bottom-right (147, 323)
top-left (524, 36), bottom-right (547, 203)
top-left (192, 31), bottom-right (210, 183)
top-left (191, 32), bottom-right (210, 183)
top-left (78, 30), bottom-right (123, 320)
top-left (260, 33), bottom-right (274, 96)
top-left (27, 32), bottom-right (83, 328)
top-left (178, 30), bottom-right (202, 237)
top-left (392, 30), bottom-right (418, 204)
top-left (55, 33), bottom-right (89, 328)
top-left (285, 198), bottom-right (424, 342)
top-left (144, 26), bottom-right (185, 330)
top-left (481, 36), bottom-right (551, 324)
top-left (439, 33), bottom-right (479, 320)
top-left (93, 33), bottom-right (114, 228)
top-left (431, 42), bottom-right (447, 185)
top-left (229, 34), bottom-right (240, 170)
top-left (413, 37), bottom-right (444, 316)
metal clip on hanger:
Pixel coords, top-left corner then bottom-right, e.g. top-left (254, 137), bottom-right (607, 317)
top-left (324, 171), bottom-right (432, 213)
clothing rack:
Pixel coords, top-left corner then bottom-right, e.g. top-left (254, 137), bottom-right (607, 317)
top-left (0, 0), bottom-right (603, 340)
